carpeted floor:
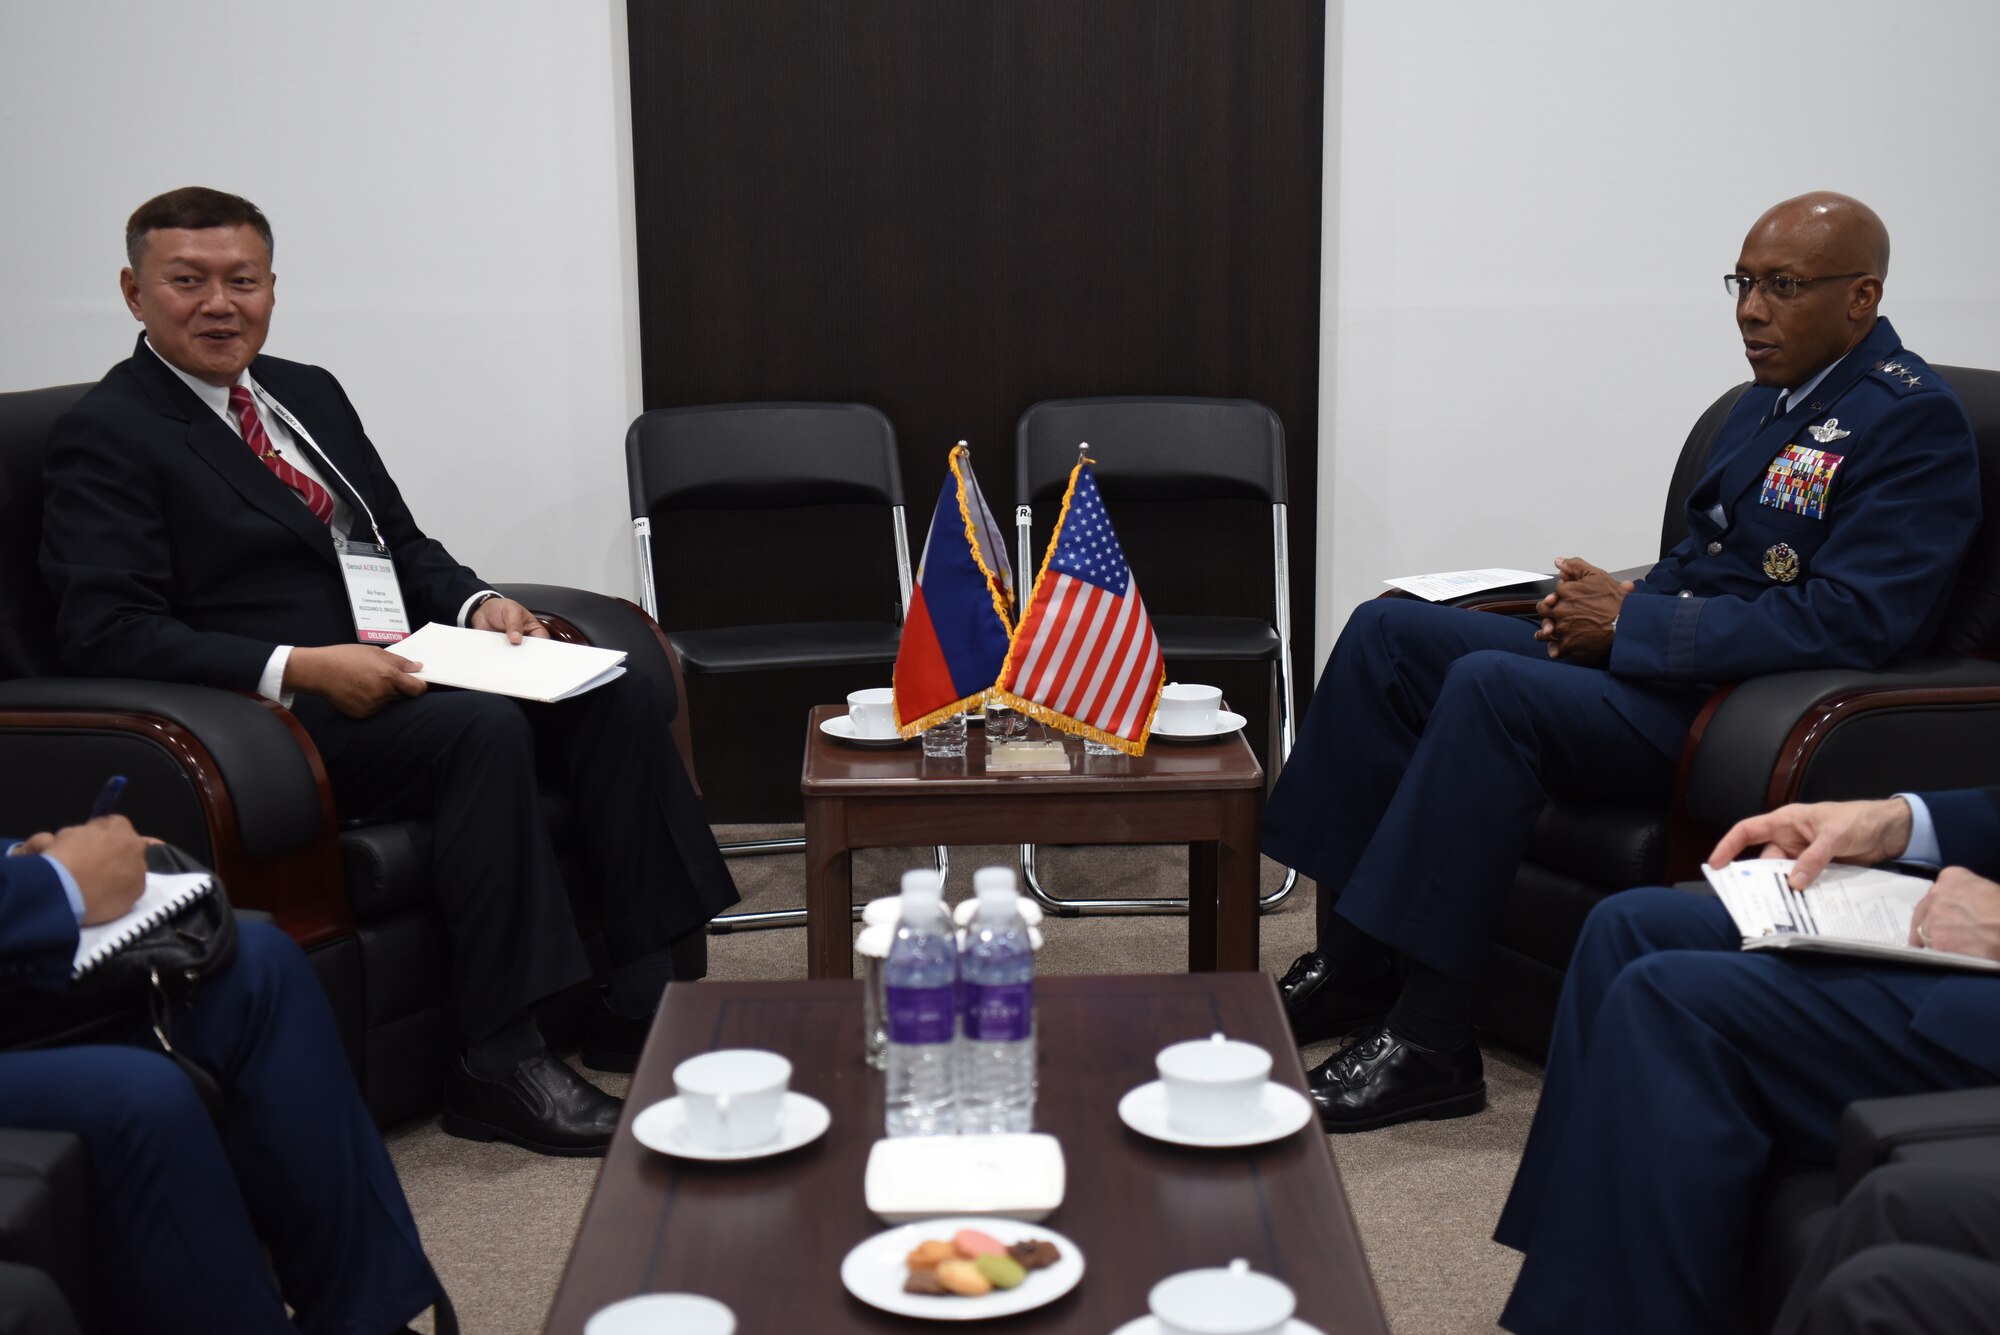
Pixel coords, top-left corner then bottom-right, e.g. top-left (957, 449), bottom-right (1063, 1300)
top-left (387, 829), bottom-right (1535, 1333)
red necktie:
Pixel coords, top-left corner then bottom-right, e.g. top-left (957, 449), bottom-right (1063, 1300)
top-left (229, 386), bottom-right (336, 525)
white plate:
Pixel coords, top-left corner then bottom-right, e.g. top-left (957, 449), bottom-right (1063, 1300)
top-left (630, 1092), bottom-right (831, 1161)
top-left (1148, 710), bottom-right (1249, 741)
top-left (840, 1215), bottom-right (1085, 1321)
top-left (821, 714), bottom-right (912, 747)
top-left (1117, 1080), bottom-right (1315, 1149)
top-left (1108, 1318), bottom-right (1326, 1335)
top-left (585, 1293), bottom-right (735, 1334)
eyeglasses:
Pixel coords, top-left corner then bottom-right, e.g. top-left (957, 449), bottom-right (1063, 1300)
top-left (1724, 272), bottom-right (1869, 302)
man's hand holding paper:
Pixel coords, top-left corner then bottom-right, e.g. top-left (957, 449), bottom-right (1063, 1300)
top-left (1706, 796), bottom-right (1916, 888)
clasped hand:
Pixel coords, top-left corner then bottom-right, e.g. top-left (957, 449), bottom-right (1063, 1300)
top-left (1534, 556), bottom-right (1632, 664)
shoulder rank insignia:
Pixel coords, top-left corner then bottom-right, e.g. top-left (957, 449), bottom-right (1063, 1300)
top-left (1763, 543), bottom-right (1801, 583)
top-left (1758, 443), bottom-right (1845, 520)
top-left (1807, 418), bottom-right (1850, 444)
top-left (1877, 360), bottom-right (1923, 389)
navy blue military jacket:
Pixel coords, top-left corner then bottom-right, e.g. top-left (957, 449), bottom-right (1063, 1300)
top-left (1605, 317), bottom-right (1979, 752)
top-left (0, 845), bottom-right (78, 994)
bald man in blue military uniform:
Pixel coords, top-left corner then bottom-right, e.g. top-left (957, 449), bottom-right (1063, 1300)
top-left (1261, 192), bottom-right (1982, 1130)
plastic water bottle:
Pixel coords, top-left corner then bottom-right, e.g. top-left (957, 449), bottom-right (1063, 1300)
top-left (957, 867), bottom-right (1036, 1133)
top-left (884, 868), bottom-right (958, 1136)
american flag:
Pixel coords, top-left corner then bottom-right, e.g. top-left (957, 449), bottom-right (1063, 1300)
top-left (995, 461), bottom-right (1162, 753)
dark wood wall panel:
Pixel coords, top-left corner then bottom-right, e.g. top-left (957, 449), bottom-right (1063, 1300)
top-left (630, 0), bottom-right (1323, 820)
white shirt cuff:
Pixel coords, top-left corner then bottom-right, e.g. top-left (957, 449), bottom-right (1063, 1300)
top-left (1897, 793), bottom-right (1940, 865)
top-left (457, 590), bottom-right (502, 627)
top-left (259, 646), bottom-right (296, 708)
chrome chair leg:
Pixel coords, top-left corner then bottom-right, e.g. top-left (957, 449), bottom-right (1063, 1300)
top-left (708, 841), bottom-right (949, 932)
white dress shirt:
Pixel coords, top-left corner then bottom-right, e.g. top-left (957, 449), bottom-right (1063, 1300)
top-left (143, 340), bottom-right (495, 704)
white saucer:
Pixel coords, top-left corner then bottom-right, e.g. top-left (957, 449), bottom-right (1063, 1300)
top-left (1117, 1080), bottom-right (1315, 1148)
top-left (841, 1215), bottom-right (1084, 1320)
top-left (585, 1293), bottom-right (735, 1334)
top-left (821, 714), bottom-right (911, 747)
top-left (631, 1091), bottom-right (831, 1161)
top-left (1109, 1317), bottom-right (1326, 1335)
top-left (1148, 710), bottom-right (1249, 741)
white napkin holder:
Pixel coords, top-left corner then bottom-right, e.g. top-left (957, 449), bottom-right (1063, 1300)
top-left (864, 1133), bottom-right (1066, 1222)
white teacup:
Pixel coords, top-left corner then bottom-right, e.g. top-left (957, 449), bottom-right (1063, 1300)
top-left (846, 687), bottom-right (898, 738)
top-left (1156, 1033), bottom-right (1272, 1137)
top-left (585, 1293), bottom-right (736, 1335)
top-left (1150, 1259), bottom-right (1296, 1335)
top-left (1157, 682), bottom-right (1223, 734)
top-left (673, 1049), bottom-right (791, 1150)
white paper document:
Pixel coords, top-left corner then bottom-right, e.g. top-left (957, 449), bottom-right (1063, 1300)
top-left (396, 622), bottom-right (627, 703)
top-left (1383, 568), bottom-right (1552, 602)
top-left (1701, 859), bottom-right (2000, 973)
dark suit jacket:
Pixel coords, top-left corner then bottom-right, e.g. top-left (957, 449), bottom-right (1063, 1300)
top-left (1904, 786), bottom-right (2000, 1075)
top-left (40, 334), bottom-right (485, 690)
top-left (0, 846), bottom-right (77, 994)
top-left (1606, 318), bottom-right (1980, 752)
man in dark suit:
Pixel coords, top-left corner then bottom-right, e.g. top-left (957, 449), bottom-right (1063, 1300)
top-left (1495, 790), bottom-right (2000, 1334)
top-left (1260, 192), bottom-right (1982, 1130)
top-left (39, 187), bottom-right (740, 1156)
top-left (3, 816), bottom-right (446, 1334)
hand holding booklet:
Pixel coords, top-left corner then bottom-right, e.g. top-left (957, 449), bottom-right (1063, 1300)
top-left (1701, 858), bottom-right (2000, 974)
top-left (396, 621), bottom-right (626, 703)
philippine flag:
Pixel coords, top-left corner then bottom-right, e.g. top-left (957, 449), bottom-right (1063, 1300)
top-left (892, 444), bottom-right (1014, 736)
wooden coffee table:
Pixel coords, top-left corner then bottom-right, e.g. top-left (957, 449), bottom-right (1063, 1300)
top-left (543, 974), bottom-right (1388, 1333)
top-left (800, 705), bottom-right (1265, 979)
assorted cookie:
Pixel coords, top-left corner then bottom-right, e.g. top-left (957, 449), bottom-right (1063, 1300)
top-left (903, 1227), bottom-right (1063, 1296)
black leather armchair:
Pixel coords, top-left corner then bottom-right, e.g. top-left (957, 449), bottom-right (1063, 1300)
top-left (0, 1130), bottom-right (86, 1335)
top-left (0, 383), bottom-right (707, 1126)
top-left (1746, 1087), bottom-right (2000, 1331)
top-left (1433, 366), bottom-right (2000, 1055)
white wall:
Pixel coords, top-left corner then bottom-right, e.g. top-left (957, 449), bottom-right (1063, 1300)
top-left (0, 1), bottom-right (643, 599)
top-left (1318, 0), bottom-right (2000, 663)
top-left (11, 2), bottom-right (2000, 642)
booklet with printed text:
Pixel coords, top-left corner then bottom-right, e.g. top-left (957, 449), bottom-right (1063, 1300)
top-left (1701, 858), bottom-right (2000, 974)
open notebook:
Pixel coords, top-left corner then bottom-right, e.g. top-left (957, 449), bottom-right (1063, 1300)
top-left (73, 871), bottom-right (215, 979)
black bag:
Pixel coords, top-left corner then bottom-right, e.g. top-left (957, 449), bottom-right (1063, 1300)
top-left (0, 844), bottom-right (238, 1081)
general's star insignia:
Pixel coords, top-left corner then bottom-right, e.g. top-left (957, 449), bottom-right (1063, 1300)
top-left (1903, 373), bottom-right (1923, 388)
top-left (1763, 543), bottom-right (1801, 584)
top-left (1807, 418), bottom-right (1850, 444)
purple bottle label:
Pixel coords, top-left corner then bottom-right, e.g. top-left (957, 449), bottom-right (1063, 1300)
top-left (886, 984), bottom-right (956, 1044)
top-left (963, 981), bottom-right (1033, 1042)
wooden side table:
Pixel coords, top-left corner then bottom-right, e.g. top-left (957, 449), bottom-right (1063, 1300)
top-left (800, 705), bottom-right (1264, 978)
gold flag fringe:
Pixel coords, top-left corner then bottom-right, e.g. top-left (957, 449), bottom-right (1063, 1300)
top-left (892, 444), bottom-right (1016, 740)
top-left (988, 454), bottom-right (1164, 756)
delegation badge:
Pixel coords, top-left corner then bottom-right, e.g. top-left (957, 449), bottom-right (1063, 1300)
top-left (1762, 543), bottom-right (1801, 584)
top-left (1758, 442), bottom-right (1846, 520)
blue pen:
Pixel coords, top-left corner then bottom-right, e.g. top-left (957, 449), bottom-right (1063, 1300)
top-left (89, 775), bottom-right (127, 818)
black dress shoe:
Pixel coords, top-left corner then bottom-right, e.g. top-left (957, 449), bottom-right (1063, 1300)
top-left (580, 994), bottom-right (653, 1073)
top-left (1279, 950), bottom-right (1399, 1045)
top-left (442, 1050), bottom-right (622, 1156)
top-left (1307, 1025), bottom-right (1485, 1133)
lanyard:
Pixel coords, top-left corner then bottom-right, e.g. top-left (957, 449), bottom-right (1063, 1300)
top-left (247, 383), bottom-right (391, 551)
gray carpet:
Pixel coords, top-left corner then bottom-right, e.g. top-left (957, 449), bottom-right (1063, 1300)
top-left (388, 829), bottom-right (1533, 1333)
